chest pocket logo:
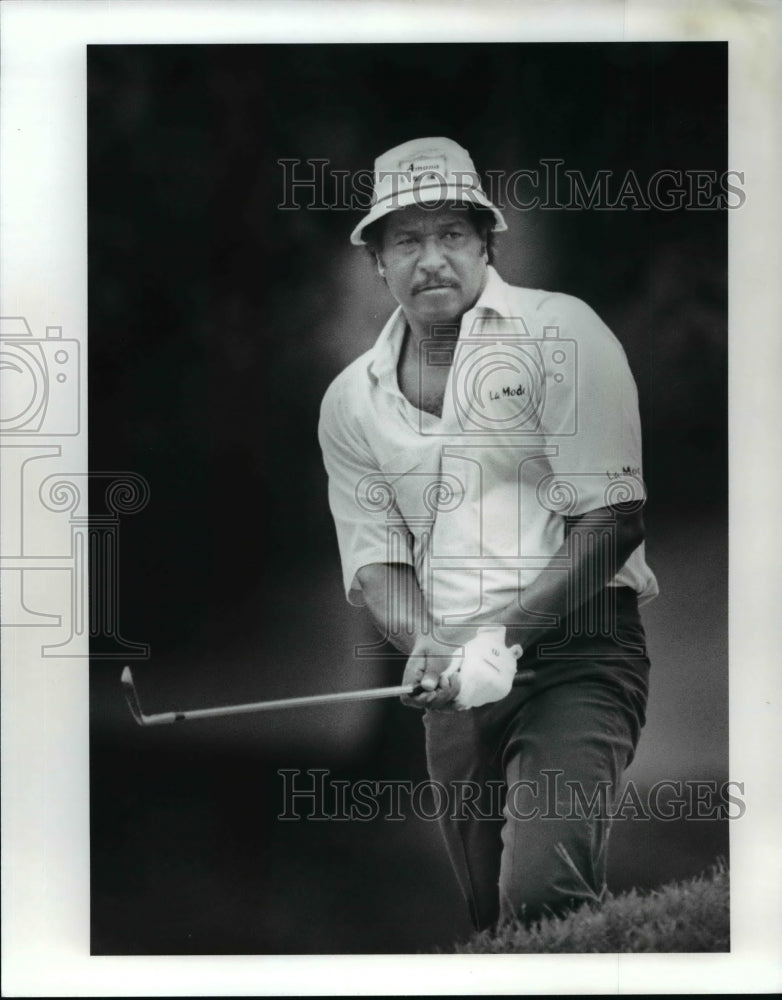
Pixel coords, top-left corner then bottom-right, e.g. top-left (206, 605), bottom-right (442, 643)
top-left (449, 328), bottom-right (578, 436)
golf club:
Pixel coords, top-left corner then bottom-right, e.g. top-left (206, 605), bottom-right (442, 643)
top-left (121, 664), bottom-right (536, 727)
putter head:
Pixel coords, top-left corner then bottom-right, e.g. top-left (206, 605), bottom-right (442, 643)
top-left (121, 666), bottom-right (145, 726)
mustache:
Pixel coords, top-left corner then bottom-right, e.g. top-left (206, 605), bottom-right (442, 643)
top-left (413, 280), bottom-right (458, 294)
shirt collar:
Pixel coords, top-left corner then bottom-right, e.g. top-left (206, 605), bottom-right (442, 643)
top-left (468, 263), bottom-right (511, 318)
top-left (367, 265), bottom-right (510, 383)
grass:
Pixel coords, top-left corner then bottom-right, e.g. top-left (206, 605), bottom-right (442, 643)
top-left (453, 860), bottom-right (729, 953)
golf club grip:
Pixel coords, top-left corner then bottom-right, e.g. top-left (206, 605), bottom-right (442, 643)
top-left (407, 668), bottom-right (535, 701)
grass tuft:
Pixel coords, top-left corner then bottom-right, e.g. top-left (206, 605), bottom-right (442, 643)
top-left (453, 860), bottom-right (729, 953)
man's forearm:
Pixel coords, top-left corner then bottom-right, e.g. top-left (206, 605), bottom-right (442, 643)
top-left (355, 563), bottom-right (432, 655)
top-left (488, 505), bottom-right (645, 651)
top-left (355, 506), bottom-right (644, 661)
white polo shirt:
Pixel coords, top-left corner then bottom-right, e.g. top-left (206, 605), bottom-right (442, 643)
top-left (319, 266), bottom-right (658, 627)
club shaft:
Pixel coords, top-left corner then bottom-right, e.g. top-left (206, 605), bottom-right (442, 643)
top-left (138, 683), bottom-right (420, 725)
top-left (122, 666), bottom-right (537, 726)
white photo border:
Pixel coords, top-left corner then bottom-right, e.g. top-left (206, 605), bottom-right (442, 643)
top-left (2, 0), bottom-right (781, 994)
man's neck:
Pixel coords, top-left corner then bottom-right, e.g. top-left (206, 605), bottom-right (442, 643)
top-left (404, 314), bottom-right (461, 347)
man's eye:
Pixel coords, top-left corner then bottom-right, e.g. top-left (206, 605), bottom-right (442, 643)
top-left (444, 231), bottom-right (465, 240)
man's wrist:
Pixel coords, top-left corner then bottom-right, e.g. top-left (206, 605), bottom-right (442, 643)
top-left (427, 619), bottom-right (473, 649)
top-left (412, 632), bottom-right (462, 657)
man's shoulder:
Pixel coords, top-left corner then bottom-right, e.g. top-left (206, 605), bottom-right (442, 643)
top-left (319, 348), bottom-right (374, 421)
top-left (502, 280), bottom-right (624, 354)
top-left (502, 280), bottom-right (603, 325)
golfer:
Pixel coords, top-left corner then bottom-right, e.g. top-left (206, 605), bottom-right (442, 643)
top-left (318, 137), bottom-right (658, 929)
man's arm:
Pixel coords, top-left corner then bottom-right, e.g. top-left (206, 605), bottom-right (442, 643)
top-left (471, 500), bottom-right (645, 651)
top-left (356, 563), bottom-right (463, 708)
top-left (357, 501), bottom-right (643, 708)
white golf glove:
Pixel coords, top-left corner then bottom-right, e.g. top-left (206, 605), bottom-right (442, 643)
top-left (442, 626), bottom-right (524, 710)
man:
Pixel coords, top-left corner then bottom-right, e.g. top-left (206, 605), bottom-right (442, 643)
top-left (318, 137), bottom-right (658, 930)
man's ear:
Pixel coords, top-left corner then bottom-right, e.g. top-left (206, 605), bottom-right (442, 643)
top-left (376, 257), bottom-right (386, 278)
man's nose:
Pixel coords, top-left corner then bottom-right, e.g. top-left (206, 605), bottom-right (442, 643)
top-left (417, 235), bottom-right (448, 269)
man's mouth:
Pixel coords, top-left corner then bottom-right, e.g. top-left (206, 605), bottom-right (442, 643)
top-left (416, 283), bottom-right (456, 294)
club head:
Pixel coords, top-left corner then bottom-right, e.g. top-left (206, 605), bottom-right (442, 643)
top-left (121, 666), bottom-right (145, 726)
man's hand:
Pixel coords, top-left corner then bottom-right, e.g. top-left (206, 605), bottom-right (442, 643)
top-left (401, 633), bottom-right (463, 710)
top-left (442, 626), bottom-right (523, 711)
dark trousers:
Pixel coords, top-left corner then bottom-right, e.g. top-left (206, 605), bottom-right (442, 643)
top-left (423, 587), bottom-right (650, 929)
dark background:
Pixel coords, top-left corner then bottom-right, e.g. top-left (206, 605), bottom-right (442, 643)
top-left (89, 43), bottom-right (728, 954)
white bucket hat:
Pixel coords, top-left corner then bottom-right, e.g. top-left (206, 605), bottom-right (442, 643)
top-left (349, 136), bottom-right (507, 246)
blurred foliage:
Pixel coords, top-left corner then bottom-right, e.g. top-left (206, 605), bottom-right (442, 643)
top-left (456, 859), bottom-right (729, 953)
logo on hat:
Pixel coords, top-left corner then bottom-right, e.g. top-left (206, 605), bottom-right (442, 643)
top-left (400, 154), bottom-right (447, 177)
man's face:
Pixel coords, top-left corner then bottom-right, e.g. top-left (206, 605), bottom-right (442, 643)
top-left (376, 205), bottom-right (488, 327)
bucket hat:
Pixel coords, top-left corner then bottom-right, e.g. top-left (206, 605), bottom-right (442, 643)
top-left (349, 136), bottom-right (507, 246)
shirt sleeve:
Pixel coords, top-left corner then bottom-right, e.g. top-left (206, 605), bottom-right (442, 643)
top-left (538, 295), bottom-right (647, 517)
top-left (318, 376), bottom-right (415, 606)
